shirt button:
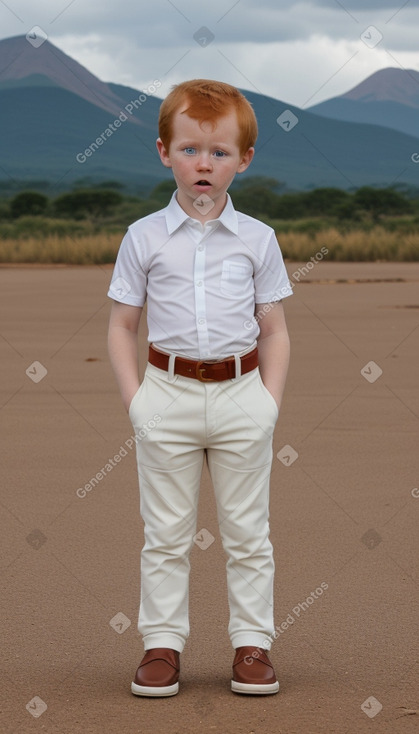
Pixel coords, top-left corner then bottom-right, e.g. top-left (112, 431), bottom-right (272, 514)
top-left (196, 280), bottom-right (203, 287)
top-left (198, 318), bottom-right (205, 325)
top-left (197, 245), bottom-right (204, 251)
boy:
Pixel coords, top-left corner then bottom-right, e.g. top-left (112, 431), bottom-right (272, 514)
top-left (107, 79), bottom-right (292, 697)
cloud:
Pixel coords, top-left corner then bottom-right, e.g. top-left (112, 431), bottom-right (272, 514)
top-left (0, 0), bottom-right (418, 106)
top-left (315, 0), bottom-right (419, 8)
top-left (3, 0), bottom-right (419, 46)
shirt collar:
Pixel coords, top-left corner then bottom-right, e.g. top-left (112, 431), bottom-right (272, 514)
top-left (165, 190), bottom-right (238, 236)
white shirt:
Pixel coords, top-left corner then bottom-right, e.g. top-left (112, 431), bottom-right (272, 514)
top-left (107, 191), bottom-right (293, 359)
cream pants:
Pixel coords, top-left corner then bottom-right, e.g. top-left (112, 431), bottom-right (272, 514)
top-left (129, 361), bottom-right (278, 653)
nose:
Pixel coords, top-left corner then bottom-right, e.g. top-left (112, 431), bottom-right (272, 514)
top-left (196, 152), bottom-right (212, 170)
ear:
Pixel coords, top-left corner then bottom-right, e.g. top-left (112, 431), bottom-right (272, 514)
top-left (156, 137), bottom-right (172, 168)
top-left (237, 147), bottom-right (255, 174)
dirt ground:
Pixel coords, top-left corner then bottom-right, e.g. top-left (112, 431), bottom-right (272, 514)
top-left (1, 262), bottom-right (418, 734)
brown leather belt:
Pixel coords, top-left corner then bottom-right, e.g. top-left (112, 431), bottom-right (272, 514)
top-left (148, 344), bottom-right (258, 382)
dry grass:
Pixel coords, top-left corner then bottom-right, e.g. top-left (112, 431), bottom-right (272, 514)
top-left (0, 227), bottom-right (418, 263)
top-left (0, 234), bottom-right (121, 264)
top-left (277, 227), bottom-right (419, 262)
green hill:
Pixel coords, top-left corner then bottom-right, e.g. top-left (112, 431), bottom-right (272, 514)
top-left (1, 35), bottom-right (419, 192)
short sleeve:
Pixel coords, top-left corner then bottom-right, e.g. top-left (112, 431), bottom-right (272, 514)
top-left (107, 227), bottom-right (147, 307)
top-left (254, 229), bottom-right (293, 303)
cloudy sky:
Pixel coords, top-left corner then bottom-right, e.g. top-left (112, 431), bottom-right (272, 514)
top-left (1, 0), bottom-right (419, 107)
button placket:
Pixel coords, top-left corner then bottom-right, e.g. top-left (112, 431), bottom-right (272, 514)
top-left (194, 236), bottom-right (210, 355)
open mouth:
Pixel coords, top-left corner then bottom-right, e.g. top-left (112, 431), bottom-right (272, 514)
top-left (195, 180), bottom-right (211, 186)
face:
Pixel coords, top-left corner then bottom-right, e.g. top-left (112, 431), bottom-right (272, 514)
top-left (156, 106), bottom-right (254, 221)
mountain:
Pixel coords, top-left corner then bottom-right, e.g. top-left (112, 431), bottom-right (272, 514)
top-left (1, 35), bottom-right (419, 192)
top-left (309, 68), bottom-right (419, 139)
top-left (341, 67), bottom-right (419, 107)
top-left (0, 35), bottom-right (165, 191)
top-left (0, 34), bottom-right (142, 120)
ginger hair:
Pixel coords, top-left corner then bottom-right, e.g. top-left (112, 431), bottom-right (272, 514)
top-left (158, 79), bottom-right (258, 155)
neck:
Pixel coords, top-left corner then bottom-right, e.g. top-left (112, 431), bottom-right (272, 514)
top-left (176, 191), bottom-right (227, 223)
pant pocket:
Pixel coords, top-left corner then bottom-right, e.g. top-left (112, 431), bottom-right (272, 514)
top-left (128, 382), bottom-right (145, 423)
top-left (258, 373), bottom-right (279, 421)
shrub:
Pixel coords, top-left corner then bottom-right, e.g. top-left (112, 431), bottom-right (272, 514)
top-left (10, 191), bottom-right (49, 218)
top-left (53, 189), bottom-right (123, 219)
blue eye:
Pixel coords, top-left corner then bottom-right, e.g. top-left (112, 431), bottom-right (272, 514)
top-left (214, 150), bottom-right (226, 157)
top-left (183, 147), bottom-right (196, 155)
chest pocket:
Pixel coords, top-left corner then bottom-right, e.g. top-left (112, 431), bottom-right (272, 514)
top-left (220, 259), bottom-right (253, 298)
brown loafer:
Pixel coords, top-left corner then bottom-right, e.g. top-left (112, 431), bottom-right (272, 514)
top-left (131, 648), bottom-right (180, 697)
top-left (231, 646), bottom-right (279, 695)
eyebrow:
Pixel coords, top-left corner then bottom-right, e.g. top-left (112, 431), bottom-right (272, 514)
top-left (177, 140), bottom-right (234, 149)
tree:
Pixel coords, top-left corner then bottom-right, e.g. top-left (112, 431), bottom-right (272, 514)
top-left (302, 188), bottom-right (350, 216)
top-left (233, 176), bottom-right (284, 193)
top-left (271, 193), bottom-right (306, 220)
top-left (53, 189), bottom-right (123, 219)
top-left (353, 187), bottom-right (412, 220)
top-left (10, 191), bottom-right (49, 218)
top-left (148, 180), bottom-right (177, 204)
top-left (231, 185), bottom-right (279, 218)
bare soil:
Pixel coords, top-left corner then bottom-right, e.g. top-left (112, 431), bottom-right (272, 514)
top-left (1, 262), bottom-right (418, 734)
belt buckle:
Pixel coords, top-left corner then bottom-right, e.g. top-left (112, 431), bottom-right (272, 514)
top-left (196, 360), bottom-right (216, 382)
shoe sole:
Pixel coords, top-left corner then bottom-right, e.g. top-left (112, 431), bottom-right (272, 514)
top-left (131, 681), bottom-right (179, 697)
top-left (231, 680), bottom-right (279, 695)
